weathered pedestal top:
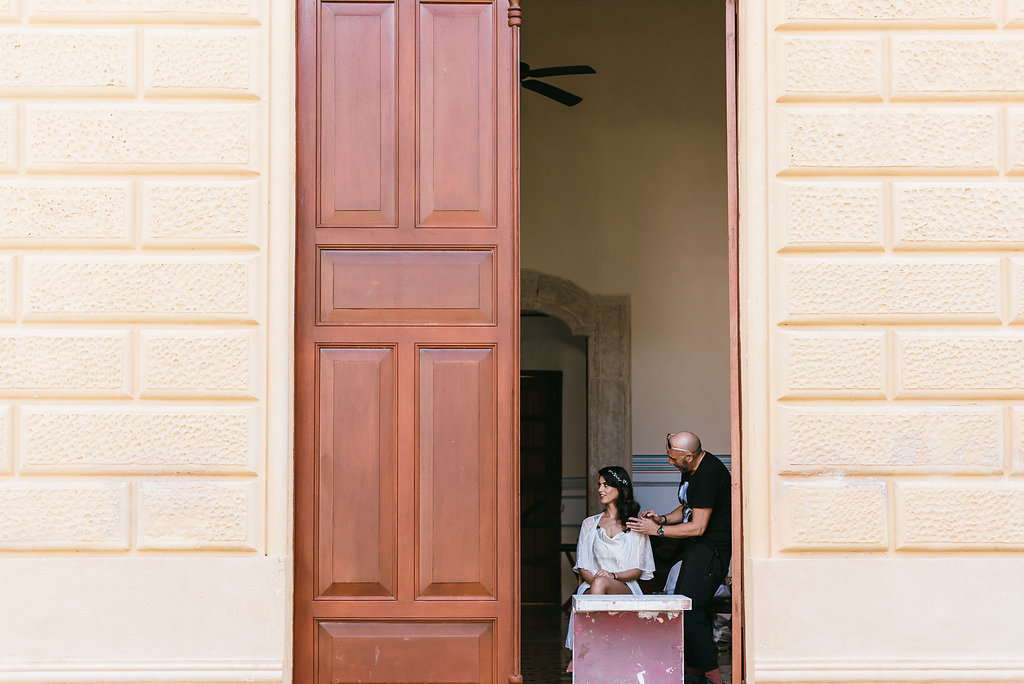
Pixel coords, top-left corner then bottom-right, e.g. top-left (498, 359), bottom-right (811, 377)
top-left (573, 594), bottom-right (693, 613)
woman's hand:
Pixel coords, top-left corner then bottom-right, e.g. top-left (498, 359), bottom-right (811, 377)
top-left (593, 568), bottom-right (614, 579)
top-left (627, 516), bottom-right (657, 535)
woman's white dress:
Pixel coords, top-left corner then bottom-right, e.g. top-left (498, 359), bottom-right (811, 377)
top-left (565, 512), bottom-right (656, 649)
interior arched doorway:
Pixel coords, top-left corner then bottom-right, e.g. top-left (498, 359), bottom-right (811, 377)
top-left (521, 268), bottom-right (630, 515)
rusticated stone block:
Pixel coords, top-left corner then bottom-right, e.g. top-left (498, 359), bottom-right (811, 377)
top-left (0, 181), bottom-right (131, 244)
top-left (140, 330), bottom-right (256, 396)
top-left (145, 29), bottom-right (258, 94)
top-left (897, 483), bottom-right (1024, 547)
top-left (781, 108), bottom-right (998, 170)
top-left (781, 37), bottom-right (882, 97)
top-left (895, 183), bottom-right (1024, 246)
top-left (778, 406), bottom-right (1002, 471)
top-left (779, 0), bottom-right (996, 23)
top-left (141, 181), bottom-right (258, 246)
top-left (895, 38), bottom-right (1024, 96)
top-left (138, 480), bottom-right (257, 550)
top-left (778, 332), bottom-right (884, 397)
top-left (898, 334), bottom-right (1024, 395)
top-left (23, 257), bottom-right (255, 320)
top-left (1009, 0), bottom-right (1024, 26)
top-left (1008, 110), bottom-right (1024, 173)
top-left (26, 105), bottom-right (256, 170)
top-left (0, 105), bottom-right (14, 171)
top-left (0, 405), bottom-right (10, 474)
top-left (1010, 259), bottom-right (1024, 322)
top-left (0, 256), bottom-right (11, 322)
top-left (0, 482), bottom-right (129, 549)
top-left (0, 332), bottom-right (129, 395)
top-left (779, 182), bottom-right (884, 247)
top-left (20, 406), bottom-right (258, 474)
top-left (26, 0), bottom-right (255, 21)
top-left (1010, 409), bottom-right (1024, 474)
top-left (779, 479), bottom-right (887, 549)
top-left (0, 29), bottom-right (134, 94)
top-left (782, 258), bottom-right (998, 321)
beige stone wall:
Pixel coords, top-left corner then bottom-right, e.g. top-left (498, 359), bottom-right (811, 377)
top-left (0, 1), bottom-right (293, 682)
top-left (743, 1), bottom-right (1024, 681)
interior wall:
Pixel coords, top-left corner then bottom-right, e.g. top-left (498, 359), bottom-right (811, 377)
top-left (521, 315), bottom-right (588, 481)
top-left (521, 0), bottom-right (730, 455)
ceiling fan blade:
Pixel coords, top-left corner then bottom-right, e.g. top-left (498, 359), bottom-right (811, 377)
top-left (522, 78), bottom-right (583, 107)
top-left (526, 65), bottom-right (596, 78)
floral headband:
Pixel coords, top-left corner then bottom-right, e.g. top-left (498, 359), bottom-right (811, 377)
top-left (602, 468), bottom-right (630, 488)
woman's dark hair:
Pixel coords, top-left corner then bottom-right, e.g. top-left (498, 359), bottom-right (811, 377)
top-left (598, 465), bottom-right (640, 528)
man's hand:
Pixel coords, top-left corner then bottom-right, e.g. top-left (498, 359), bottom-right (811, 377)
top-left (640, 509), bottom-right (660, 520)
top-left (626, 516), bottom-right (657, 535)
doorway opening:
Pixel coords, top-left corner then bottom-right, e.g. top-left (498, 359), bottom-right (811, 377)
top-left (518, 0), bottom-right (739, 681)
top-left (519, 315), bottom-right (587, 680)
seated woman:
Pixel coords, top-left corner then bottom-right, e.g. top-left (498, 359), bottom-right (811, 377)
top-left (566, 466), bottom-right (655, 669)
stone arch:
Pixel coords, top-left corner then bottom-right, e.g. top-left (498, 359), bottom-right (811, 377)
top-left (521, 269), bottom-right (631, 515)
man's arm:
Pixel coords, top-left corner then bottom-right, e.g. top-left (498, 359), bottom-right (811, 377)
top-left (640, 505), bottom-right (685, 525)
top-left (629, 507), bottom-right (710, 538)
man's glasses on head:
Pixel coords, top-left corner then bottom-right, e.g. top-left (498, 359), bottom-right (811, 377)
top-left (666, 433), bottom-right (694, 456)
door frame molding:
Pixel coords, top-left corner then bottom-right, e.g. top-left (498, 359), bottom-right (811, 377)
top-left (725, 1), bottom-right (744, 681)
top-left (520, 268), bottom-right (631, 516)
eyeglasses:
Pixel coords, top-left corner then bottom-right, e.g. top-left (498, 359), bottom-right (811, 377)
top-left (666, 433), bottom-right (695, 456)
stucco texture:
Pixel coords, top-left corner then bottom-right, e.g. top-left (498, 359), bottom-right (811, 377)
top-left (745, 0), bottom-right (1024, 681)
top-left (0, 1), bottom-right (291, 682)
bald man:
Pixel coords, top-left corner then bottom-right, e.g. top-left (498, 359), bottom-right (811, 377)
top-left (627, 431), bottom-right (732, 684)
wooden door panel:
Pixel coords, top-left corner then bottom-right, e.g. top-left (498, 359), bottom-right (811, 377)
top-left (417, 347), bottom-right (496, 598)
top-left (318, 249), bottom-right (495, 325)
top-left (418, 2), bottom-right (496, 228)
top-left (297, 0), bottom-right (518, 679)
top-left (317, 347), bottom-right (397, 598)
top-left (319, 2), bottom-right (397, 228)
top-left (317, 621), bottom-right (494, 683)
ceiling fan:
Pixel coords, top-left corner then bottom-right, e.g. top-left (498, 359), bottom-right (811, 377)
top-left (520, 62), bottom-right (596, 107)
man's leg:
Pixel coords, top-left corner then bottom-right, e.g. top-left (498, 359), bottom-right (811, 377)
top-left (677, 544), bottom-right (725, 681)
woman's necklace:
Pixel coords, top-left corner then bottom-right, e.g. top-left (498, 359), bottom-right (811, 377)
top-left (600, 510), bottom-right (623, 535)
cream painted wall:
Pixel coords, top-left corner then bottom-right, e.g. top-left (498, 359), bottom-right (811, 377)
top-left (741, 0), bottom-right (1024, 682)
top-left (0, 1), bottom-right (293, 682)
top-left (521, 0), bottom-right (732, 456)
top-left (521, 315), bottom-right (588, 480)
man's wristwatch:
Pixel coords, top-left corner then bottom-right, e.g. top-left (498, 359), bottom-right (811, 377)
top-left (657, 524), bottom-right (664, 537)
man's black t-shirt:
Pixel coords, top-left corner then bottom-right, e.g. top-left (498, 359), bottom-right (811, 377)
top-left (678, 452), bottom-right (731, 554)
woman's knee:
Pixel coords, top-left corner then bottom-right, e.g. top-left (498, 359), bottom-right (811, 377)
top-left (590, 576), bottom-right (612, 594)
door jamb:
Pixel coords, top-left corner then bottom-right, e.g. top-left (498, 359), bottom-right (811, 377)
top-left (725, 0), bottom-right (744, 681)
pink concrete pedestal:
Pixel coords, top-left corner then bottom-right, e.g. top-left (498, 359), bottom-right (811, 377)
top-left (572, 594), bottom-right (692, 683)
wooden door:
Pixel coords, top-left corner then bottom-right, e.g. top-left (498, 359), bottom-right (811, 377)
top-left (295, 1), bottom-right (521, 682)
top-left (519, 371), bottom-right (561, 605)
